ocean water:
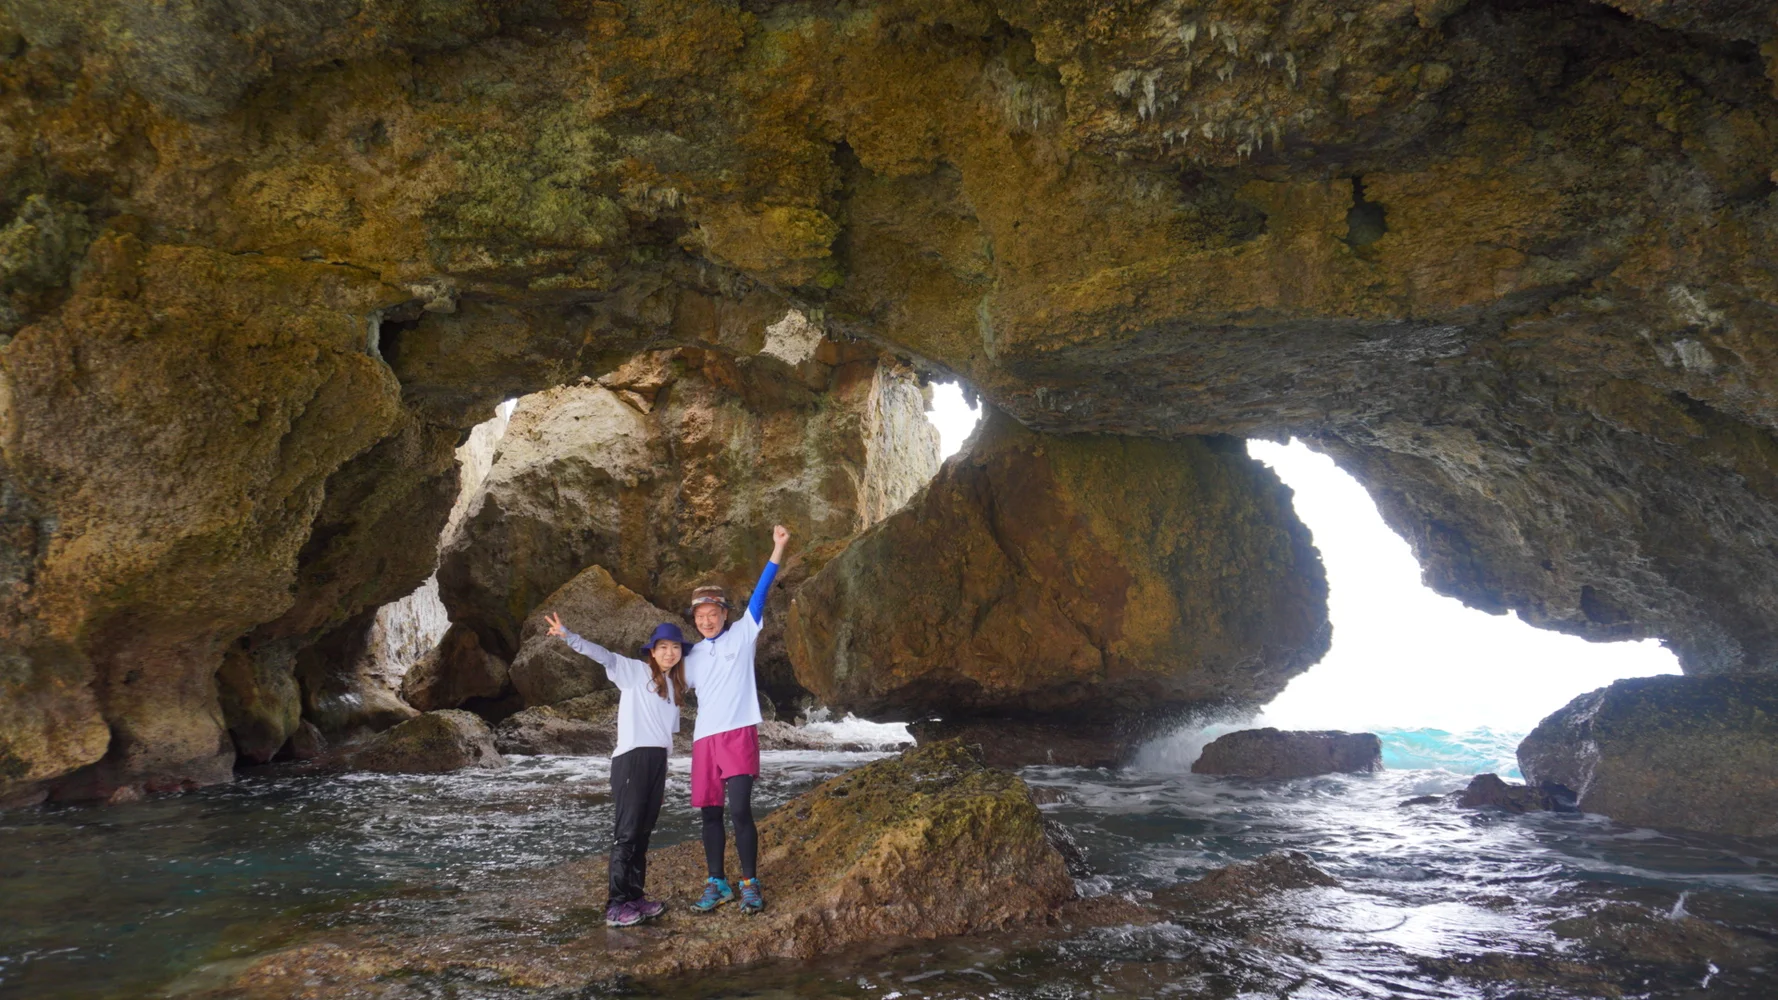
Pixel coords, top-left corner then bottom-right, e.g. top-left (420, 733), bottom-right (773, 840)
top-left (4, 729), bottom-right (1776, 999)
top-left (1372, 726), bottom-right (1525, 778)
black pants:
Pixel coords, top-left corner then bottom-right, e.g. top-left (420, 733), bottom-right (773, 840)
top-left (608, 747), bottom-right (667, 907)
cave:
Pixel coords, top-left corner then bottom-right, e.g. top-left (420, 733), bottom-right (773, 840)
top-left (2, 0), bottom-right (1778, 992)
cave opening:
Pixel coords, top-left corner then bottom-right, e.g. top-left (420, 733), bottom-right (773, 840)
top-left (1224, 438), bottom-right (1681, 775)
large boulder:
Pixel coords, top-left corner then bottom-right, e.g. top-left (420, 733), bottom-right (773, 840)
top-left (787, 408), bottom-right (1330, 725)
top-left (437, 347), bottom-right (939, 711)
top-left (1518, 674), bottom-right (1778, 837)
top-left (1192, 728), bottom-right (1383, 779)
top-left (347, 710), bottom-right (505, 774)
top-left (505, 565), bottom-right (687, 709)
top-left (492, 690), bottom-right (622, 756)
top-left (400, 623), bottom-right (510, 713)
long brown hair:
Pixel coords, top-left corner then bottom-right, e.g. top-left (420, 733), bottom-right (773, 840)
top-left (646, 646), bottom-right (689, 704)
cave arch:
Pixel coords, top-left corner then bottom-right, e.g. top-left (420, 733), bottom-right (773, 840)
top-left (1, 0), bottom-right (1775, 803)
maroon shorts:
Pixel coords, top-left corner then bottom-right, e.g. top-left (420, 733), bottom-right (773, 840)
top-left (690, 725), bottom-right (760, 808)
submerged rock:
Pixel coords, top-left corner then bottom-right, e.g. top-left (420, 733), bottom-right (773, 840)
top-left (1159, 851), bottom-right (1341, 910)
top-left (347, 710), bottom-right (505, 774)
top-left (1518, 675), bottom-right (1778, 837)
top-left (1452, 773), bottom-right (1576, 813)
top-left (788, 409), bottom-right (1330, 726)
top-left (909, 717), bottom-right (1141, 769)
top-left (1192, 728), bottom-right (1382, 779)
top-left (217, 741), bottom-right (1072, 992)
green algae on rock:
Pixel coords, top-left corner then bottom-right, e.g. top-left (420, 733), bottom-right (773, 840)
top-left (207, 741), bottom-right (1072, 995)
top-left (1518, 674), bottom-right (1778, 837)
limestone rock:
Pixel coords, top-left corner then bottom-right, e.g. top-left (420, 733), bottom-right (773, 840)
top-left (215, 644), bottom-right (302, 764)
top-left (354, 576), bottom-right (451, 701)
top-left (1452, 773), bottom-right (1576, 813)
top-left (5, 0), bottom-right (1778, 808)
top-left (278, 720), bottom-right (327, 763)
top-left (493, 690), bottom-right (621, 756)
top-left (1192, 729), bottom-right (1383, 780)
top-left (347, 710), bottom-right (505, 774)
top-left (401, 623), bottom-right (509, 713)
top-left (1, 236), bottom-right (410, 802)
top-left (290, 614), bottom-right (420, 739)
top-left (506, 566), bottom-right (685, 709)
top-left (438, 348), bottom-right (937, 710)
top-left (789, 409), bottom-right (1330, 723)
top-left (1518, 674), bottom-right (1778, 837)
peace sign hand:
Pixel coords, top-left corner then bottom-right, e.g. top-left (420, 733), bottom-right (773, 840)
top-left (545, 612), bottom-right (567, 637)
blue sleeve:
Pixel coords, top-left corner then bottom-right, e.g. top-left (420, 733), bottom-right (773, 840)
top-left (747, 560), bottom-right (780, 624)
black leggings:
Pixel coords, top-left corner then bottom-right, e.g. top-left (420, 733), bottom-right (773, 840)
top-left (700, 774), bottom-right (757, 880)
top-left (608, 747), bottom-right (667, 906)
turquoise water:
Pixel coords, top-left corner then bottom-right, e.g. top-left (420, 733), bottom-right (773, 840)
top-left (1373, 726), bottom-right (1525, 778)
top-left (5, 738), bottom-right (1777, 998)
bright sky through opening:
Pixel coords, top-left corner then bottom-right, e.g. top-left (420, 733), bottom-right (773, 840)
top-left (1247, 440), bottom-right (1678, 733)
top-left (925, 385), bottom-right (1679, 734)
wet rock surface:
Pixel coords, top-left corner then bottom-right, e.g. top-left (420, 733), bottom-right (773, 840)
top-left (346, 710), bottom-right (505, 775)
top-left (206, 741), bottom-right (1072, 994)
top-left (1159, 851), bottom-right (1343, 910)
top-left (1518, 674), bottom-right (1778, 837)
top-left (789, 409), bottom-right (1329, 724)
top-left (1192, 728), bottom-right (1382, 779)
top-left (909, 717), bottom-right (1146, 769)
top-left (1451, 772), bottom-right (1577, 813)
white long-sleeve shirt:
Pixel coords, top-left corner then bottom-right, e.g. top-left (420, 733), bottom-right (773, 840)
top-left (559, 630), bottom-right (680, 759)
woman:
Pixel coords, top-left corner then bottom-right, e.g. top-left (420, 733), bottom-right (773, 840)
top-left (682, 523), bottom-right (789, 915)
top-left (545, 611), bottom-right (689, 928)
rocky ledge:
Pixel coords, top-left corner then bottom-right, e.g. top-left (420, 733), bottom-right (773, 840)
top-left (1518, 674), bottom-right (1778, 838)
top-left (200, 741), bottom-right (1071, 996)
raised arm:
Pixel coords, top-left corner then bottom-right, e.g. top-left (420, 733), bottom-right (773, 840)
top-left (747, 525), bottom-right (790, 624)
top-left (546, 612), bottom-right (650, 688)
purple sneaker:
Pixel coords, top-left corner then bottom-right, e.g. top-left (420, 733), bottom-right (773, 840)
top-left (633, 897), bottom-right (666, 922)
top-left (605, 900), bottom-right (644, 928)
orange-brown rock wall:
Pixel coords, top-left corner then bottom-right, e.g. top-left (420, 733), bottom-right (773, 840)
top-left (787, 408), bottom-right (1330, 723)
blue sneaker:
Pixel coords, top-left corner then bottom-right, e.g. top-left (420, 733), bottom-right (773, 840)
top-left (737, 877), bottom-right (764, 915)
top-left (692, 877), bottom-right (734, 913)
